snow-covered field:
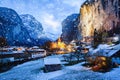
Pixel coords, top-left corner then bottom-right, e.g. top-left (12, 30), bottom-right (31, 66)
top-left (0, 54), bottom-right (120, 80)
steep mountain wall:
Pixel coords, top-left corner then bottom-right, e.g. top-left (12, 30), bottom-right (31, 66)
top-left (0, 7), bottom-right (49, 46)
top-left (78, 0), bottom-right (120, 38)
top-left (61, 14), bottom-right (80, 43)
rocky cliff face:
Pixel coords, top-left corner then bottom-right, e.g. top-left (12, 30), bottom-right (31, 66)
top-left (61, 14), bottom-right (80, 43)
top-left (78, 0), bottom-right (120, 38)
top-left (20, 14), bottom-right (43, 40)
top-left (20, 14), bottom-right (50, 46)
top-left (0, 7), bottom-right (29, 45)
top-left (0, 7), bottom-right (48, 46)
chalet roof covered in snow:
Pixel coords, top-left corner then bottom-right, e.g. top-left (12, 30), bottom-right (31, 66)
top-left (44, 58), bottom-right (61, 65)
top-left (12, 51), bottom-right (24, 54)
top-left (27, 49), bottom-right (45, 52)
top-left (32, 46), bottom-right (39, 49)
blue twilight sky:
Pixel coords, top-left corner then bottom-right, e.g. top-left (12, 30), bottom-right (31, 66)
top-left (0, 0), bottom-right (85, 40)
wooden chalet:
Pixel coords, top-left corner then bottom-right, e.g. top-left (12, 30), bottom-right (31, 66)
top-left (44, 58), bottom-right (61, 72)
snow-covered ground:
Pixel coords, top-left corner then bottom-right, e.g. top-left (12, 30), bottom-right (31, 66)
top-left (0, 54), bottom-right (120, 80)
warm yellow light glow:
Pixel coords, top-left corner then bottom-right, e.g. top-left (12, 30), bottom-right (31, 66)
top-left (17, 48), bottom-right (22, 51)
top-left (50, 38), bottom-right (75, 54)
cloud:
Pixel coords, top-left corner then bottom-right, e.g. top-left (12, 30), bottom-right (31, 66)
top-left (41, 13), bottom-right (61, 33)
top-left (43, 13), bottom-right (59, 29)
top-left (63, 0), bottom-right (86, 11)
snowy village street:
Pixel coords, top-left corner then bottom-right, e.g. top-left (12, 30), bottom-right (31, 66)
top-left (0, 54), bottom-right (120, 80)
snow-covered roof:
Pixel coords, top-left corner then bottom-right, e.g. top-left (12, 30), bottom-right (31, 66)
top-left (12, 51), bottom-right (24, 54)
top-left (27, 49), bottom-right (45, 52)
top-left (44, 58), bottom-right (61, 65)
top-left (32, 46), bottom-right (39, 48)
top-left (0, 52), bottom-right (12, 54)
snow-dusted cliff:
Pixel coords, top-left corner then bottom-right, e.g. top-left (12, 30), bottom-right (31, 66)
top-left (61, 14), bottom-right (80, 43)
top-left (79, 0), bottom-right (120, 38)
top-left (0, 7), bottom-right (50, 46)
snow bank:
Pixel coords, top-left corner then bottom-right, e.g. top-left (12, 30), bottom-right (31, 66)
top-left (0, 54), bottom-right (120, 80)
top-left (91, 44), bottom-right (115, 55)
